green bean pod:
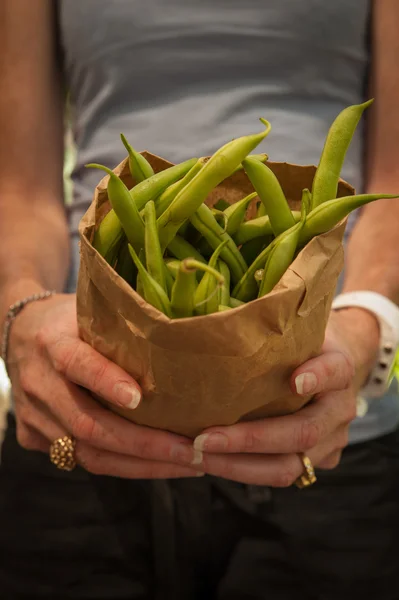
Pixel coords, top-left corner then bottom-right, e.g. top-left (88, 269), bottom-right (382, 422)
top-left (190, 204), bottom-right (248, 284)
top-left (131, 157), bottom-right (198, 211)
top-left (218, 260), bottom-right (231, 306)
top-left (231, 153), bottom-right (269, 175)
top-left (164, 258), bottom-right (181, 279)
top-left (120, 134), bottom-right (154, 183)
top-left (171, 259), bottom-right (224, 318)
top-left (92, 208), bottom-right (124, 263)
top-left (157, 119), bottom-right (272, 249)
top-left (194, 241), bottom-right (228, 316)
top-left (311, 100), bottom-right (373, 209)
top-left (233, 215), bottom-right (307, 302)
top-left (167, 235), bottom-right (207, 264)
top-left (239, 238), bottom-right (267, 266)
top-left (128, 245), bottom-right (172, 317)
top-left (223, 192), bottom-right (257, 236)
top-left (229, 297), bottom-right (245, 308)
top-left (218, 305), bottom-right (232, 312)
top-left (154, 159), bottom-right (205, 217)
top-left (164, 264), bottom-right (175, 298)
top-left (299, 193), bottom-right (399, 247)
top-left (86, 164), bottom-right (145, 251)
top-left (144, 200), bottom-right (167, 292)
top-left (115, 239), bottom-right (136, 287)
top-left (258, 202), bottom-right (307, 297)
top-left (256, 201), bottom-right (267, 218)
top-left (242, 157), bottom-right (295, 236)
top-left (234, 211), bottom-right (301, 246)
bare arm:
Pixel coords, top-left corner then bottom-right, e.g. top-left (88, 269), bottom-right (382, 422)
top-left (343, 0), bottom-right (399, 303)
top-left (0, 0), bottom-right (69, 320)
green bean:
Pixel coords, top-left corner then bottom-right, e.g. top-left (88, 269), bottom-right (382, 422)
top-left (242, 157), bottom-right (295, 236)
top-left (311, 100), bottom-right (373, 209)
top-left (239, 237), bottom-right (267, 266)
top-left (131, 157), bottom-right (198, 210)
top-left (234, 211), bottom-right (301, 246)
top-left (128, 245), bottom-right (172, 317)
top-left (218, 305), bottom-right (232, 312)
top-left (211, 208), bottom-right (228, 231)
top-left (154, 159), bottom-right (205, 217)
top-left (218, 260), bottom-right (231, 306)
top-left (258, 201), bottom-right (307, 297)
top-left (120, 134), bottom-right (154, 183)
top-left (223, 192), bottom-right (257, 236)
top-left (86, 164), bottom-right (145, 251)
top-left (256, 201), bottom-right (267, 218)
top-left (157, 119), bottom-right (271, 249)
top-left (231, 153), bottom-right (269, 175)
top-left (136, 249), bottom-right (146, 298)
top-left (233, 215), bottom-right (307, 302)
top-left (144, 200), bottom-right (167, 292)
top-left (299, 193), bottom-right (399, 247)
top-left (194, 241), bottom-right (228, 316)
top-left (92, 208), bottom-right (123, 261)
top-left (115, 239), bottom-right (136, 287)
top-left (301, 188), bottom-right (312, 214)
top-left (164, 264), bottom-right (175, 298)
top-left (167, 235), bottom-right (206, 264)
top-left (171, 259), bottom-right (224, 318)
top-left (190, 204), bottom-right (248, 284)
top-left (164, 258), bottom-right (181, 279)
top-left (229, 297), bottom-right (244, 308)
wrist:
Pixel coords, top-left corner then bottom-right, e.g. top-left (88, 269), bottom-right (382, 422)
top-left (329, 307), bottom-right (380, 389)
top-left (0, 279), bottom-right (47, 328)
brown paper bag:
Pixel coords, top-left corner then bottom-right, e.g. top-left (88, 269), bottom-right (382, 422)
top-left (77, 153), bottom-right (354, 438)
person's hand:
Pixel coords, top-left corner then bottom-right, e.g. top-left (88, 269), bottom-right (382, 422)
top-left (7, 293), bottom-right (203, 479)
top-left (191, 308), bottom-right (380, 486)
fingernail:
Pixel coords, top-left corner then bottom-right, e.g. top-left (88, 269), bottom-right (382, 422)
top-left (170, 445), bottom-right (203, 466)
top-left (114, 383), bottom-right (141, 410)
top-left (194, 432), bottom-right (228, 452)
top-left (295, 373), bottom-right (317, 396)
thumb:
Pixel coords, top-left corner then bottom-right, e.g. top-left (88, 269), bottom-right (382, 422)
top-left (291, 351), bottom-right (355, 397)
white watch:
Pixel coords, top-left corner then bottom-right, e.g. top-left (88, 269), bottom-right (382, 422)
top-left (331, 291), bottom-right (399, 398)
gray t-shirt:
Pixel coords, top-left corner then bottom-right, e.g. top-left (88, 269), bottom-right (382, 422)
top-left (59, 0), bottom-right (399, 444)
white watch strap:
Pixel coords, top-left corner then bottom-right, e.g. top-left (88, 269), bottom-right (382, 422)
top-left (332, 291), bottom-right (399, 398)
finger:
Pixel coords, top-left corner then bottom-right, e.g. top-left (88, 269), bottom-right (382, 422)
top-left (76, 443), bottom-right (205, 479)
top-left (15, 420), bottom-right (50, 453)
top-left (198, 427), bottom-right (348, 486)
top-left (194, 389), bottom-right (355, 455)
top-left (317, 450), bottom-right (342, 470)
top-left (47, 335), bottom-right (142, 410)
top-left (291, 350), bottom-right (355, 397)
top-left (37, 370), bottom-right (202, 467)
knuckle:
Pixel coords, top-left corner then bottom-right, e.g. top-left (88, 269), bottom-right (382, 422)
top-left (35, 326), bottom-right (54, 352)
top-left (272, 463), bottom-right (298, 488)
top-left (76, 445), bottom-right (103, 474)
top-left (336, 428), bottom-right (349, 451)
top-left (321, 452), bottom-right (342, 470)
top-left (345, 398), bottom-right (358, 423)
top-left (242, 427), bottom-right (264, 452)
top-left (52, 338), bottom-right (81, 376)
top-left (70, 411), bottom-right (98, 443)
top-left (131, 435), bottom-right (154, 460)
top-left (16, 424), bottom-right (35, 451)
top-left (19, 366), bottom-right (37, 396)
top-left (297, 418), bottom-right (321, 450)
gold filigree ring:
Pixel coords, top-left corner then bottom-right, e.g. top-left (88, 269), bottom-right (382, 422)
top-left (49, 436), bottom-right (76, 472)
top-left (295, 453), bottom-right (317, 489)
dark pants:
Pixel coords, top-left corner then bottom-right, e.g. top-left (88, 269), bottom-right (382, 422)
top-left (1, 413), bottom-right (399, 600)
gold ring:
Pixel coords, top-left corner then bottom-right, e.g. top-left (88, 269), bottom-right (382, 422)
top-left (295, 453), bottom-right (317, 489)
top-left (49, 436), bottom-right (76, 472)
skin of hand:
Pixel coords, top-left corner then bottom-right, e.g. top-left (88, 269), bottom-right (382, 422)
top-left (7, 292), bottom-right (204, 479)
top-left (190, 308), bottom-right (380, 486)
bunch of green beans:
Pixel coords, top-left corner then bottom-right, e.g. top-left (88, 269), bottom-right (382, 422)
top-left (88, 103), bottom-right (399, 318)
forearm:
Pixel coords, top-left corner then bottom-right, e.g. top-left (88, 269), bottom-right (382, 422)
top-left (342, 195), bottom-right (399, 304)
top-left (0, 194), bottom-right (70, 322)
